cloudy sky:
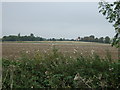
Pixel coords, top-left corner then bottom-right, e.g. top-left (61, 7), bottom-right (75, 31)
top-left (2, 2), bottom-right (115, 39)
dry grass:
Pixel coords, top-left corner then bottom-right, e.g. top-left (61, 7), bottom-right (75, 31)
top-left (2, 41), bottom-right (118, 60)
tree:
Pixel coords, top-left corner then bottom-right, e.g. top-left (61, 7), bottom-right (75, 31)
top-left (77, 37), bottom-right (81, 41)
top-left (105, 36), bottom-right (110, 43)
top-left (89, 35), bottom-right (95, 42)
top-left (30, 33), bottom-right (34, 37)
top-left (52, 38), bottom-right (56, 41)
top-left (95, 38), bottom-right (99, 42)
top-left (59, 38), bottom-right (63, 41)
top-left (98, 1), bottom-right (120, 47)
top-left (83, 36), bottom-right (89, 42)
top-left (29, 33), bottom-right (35, 41)
top-left (98, 37), bottom-right (104, 43)
top-left (17, 33), bottom-right (21, 41)
top-left (18, 33), bottom-right (20, 37)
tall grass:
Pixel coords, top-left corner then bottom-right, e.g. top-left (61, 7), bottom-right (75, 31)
top-left (2, 47), bottom-right (120, 88)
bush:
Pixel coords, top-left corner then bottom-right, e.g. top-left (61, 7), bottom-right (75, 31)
top-left (2, 48), bottom-right (120, 89)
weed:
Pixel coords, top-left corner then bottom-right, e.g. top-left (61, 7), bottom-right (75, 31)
top-left (2, 47), bottom-right (120, 88)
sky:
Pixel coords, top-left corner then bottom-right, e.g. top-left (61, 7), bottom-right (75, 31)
top-left (1, 0), bottom-right (116, 2)
top-left (2, 2), bottom-right (116, 39)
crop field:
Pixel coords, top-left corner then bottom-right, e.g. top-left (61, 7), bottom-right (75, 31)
top-left (2, 41), bottom-right (118, 60)
top-left (2, 41), bottom-right (120, 88)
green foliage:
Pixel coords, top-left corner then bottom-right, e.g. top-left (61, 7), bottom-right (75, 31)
top-left (2, 34), bottom-right (111, 44)
top-left (2, 33), bottom-right (45, 41)
top-left (2, 48), bottom-right (120, 88)
top-left (98, 1), bottom-right (120, 47)
top-left (105, 36), bottom-right (110, 44)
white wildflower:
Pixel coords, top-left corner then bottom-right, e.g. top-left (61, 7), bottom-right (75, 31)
top-left (74, 49), bottom-right (78, 52)
top-left (37, 49), bottom-right (39, 52)
top-left (44, 50), bottom-right (47, 53)
top-left (26, 51), bottom-right (29, 53)
top-left (109, 68), bottom-right (114, 71)
top-left (45, 71), bottom-right (49, 75)
top-left (52, 43), bottom-right (55, 46)
top-left (91, 50), bottom-right (95, 55)
top-left (74, 73), bottom-right (81, 81)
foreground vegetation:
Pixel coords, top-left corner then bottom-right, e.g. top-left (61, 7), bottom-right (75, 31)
top-left (2, 47), bottom-right (120, 89)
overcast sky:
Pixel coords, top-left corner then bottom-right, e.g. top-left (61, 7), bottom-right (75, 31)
top-left (2, 2), bottom-right (115, 39)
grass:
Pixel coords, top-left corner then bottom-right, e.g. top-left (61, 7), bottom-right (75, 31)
top-left (2, 46), bottom-right (120, 89)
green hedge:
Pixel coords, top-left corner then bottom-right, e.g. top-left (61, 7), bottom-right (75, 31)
top-left (2, 49), bottom-right (120, 88)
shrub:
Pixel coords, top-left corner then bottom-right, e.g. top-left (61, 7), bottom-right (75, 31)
top-left (2, 47), bottom-right (120, 88)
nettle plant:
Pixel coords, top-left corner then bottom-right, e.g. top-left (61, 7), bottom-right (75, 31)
top-left (98, 1), bottom-right (120, 48)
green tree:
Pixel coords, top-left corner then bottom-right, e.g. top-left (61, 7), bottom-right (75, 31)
top-left (98, 1), bottom-right (120, 47)
top-left (59, 38), bottom-right (63, 41)
top-left (52, 38), bottom-right (56, 41)
top-left (18, 33), bottom-right (20, 37)
top-left (83, 36), bottom-right (89, 42)
top-left (89, 35), bottom-right (95, 42)
top-left (17, 33), bottom-right (21, 41)
top-left (105, 36), bottom-right (110, 44)
top-left (30, 33), bottom-right (34, 37)
top-left (29, 33), bottom-right (35, 41)
top-left (95, 38), bottom-right (99, 42)
top-left (98, 37), bottom-right (104, 43)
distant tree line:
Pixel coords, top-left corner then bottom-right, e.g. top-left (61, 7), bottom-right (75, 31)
top-left (2, 33), bottom-right (111, 44)
top-left (79, 35), bottom-right (111, 44)
top-left (2, 33), bottom-right (45, 41)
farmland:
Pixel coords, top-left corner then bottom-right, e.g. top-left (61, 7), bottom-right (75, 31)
top-left (2, 41), bottom-right (120, 88)
top-left (2, 41), bottom-right (118, 60)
